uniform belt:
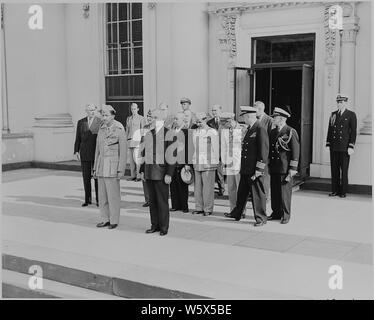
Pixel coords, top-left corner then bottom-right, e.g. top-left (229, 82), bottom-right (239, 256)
top-left (107, 142), bottom-right (119, 146)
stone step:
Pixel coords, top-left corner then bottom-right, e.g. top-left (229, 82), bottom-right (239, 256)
top-left (2, 269), bottom-right (125, 299)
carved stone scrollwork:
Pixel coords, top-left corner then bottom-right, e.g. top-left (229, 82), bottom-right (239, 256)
top-left (221, 14), bottom-right (238, 60)
top-left (82, 3), bottom-right (90, 19)
top-left (324, 4), bottom-right (337, 65)
top-left (148, 3), bottom-right (156, 10)
top-left (1, 4), bottom-right (4, 29)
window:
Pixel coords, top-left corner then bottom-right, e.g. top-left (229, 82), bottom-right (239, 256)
top-left (105, 3), bottom-right (143, 126)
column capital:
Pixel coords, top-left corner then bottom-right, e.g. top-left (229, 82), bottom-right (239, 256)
top-left (341, 16), bottom-right (360, 44)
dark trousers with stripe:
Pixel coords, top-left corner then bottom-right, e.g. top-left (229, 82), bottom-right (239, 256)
top-left (170, 166), bottom-right (189, 210)
top-left (270, 174), bottom-right (292, 221)
top-left (81, 161), bottom-right (98, 204)
top-left (231, 174), bottom-right (267, 222)
top-left (146, 180), bottom-right (170, 232)
top-left (330, 150), bottom-right (350, 195)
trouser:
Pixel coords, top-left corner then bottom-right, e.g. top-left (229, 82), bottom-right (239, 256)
top-left (81, 160), bottom-right (98, 204)
top-left (170, 166), bottom-right (189, 210)
top-left (142, 180), bottom-right (150, 203)
top-left (128, 146), bottom-right (140, 178)
top-left (146, 180), bottom-right (170, 232)
top-left (215, 162), bottom-right (225, 193)
top-left (263, 165), bottom-right (270, 200)
top-left (98, 177), bottom-right (121, 225)
top-left (231, 174), bottom-right (267, 222)
top-left (226, 173), bottom-right (246, 214)
top-left (270, 174), bottom-right (292, 221)
top-left (194, 170), bottom-right (215, 213)
top-left (330, 150), bottom-right (350, 195)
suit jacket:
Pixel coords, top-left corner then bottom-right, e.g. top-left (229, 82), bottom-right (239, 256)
top-left (240, 120), bottom-right (269, 176)
top-left (125, 114), bottom-right (145, 148)
top-left (258, 113), bottom-right (273, 136)
top-left (269, 124), bottom-right (300, 175)
top-left (74, 116), bottom-right (101, 161)
top-left (94, 120), bottom-right (127, 177)
top-left (207, 117), bottom-right (220, 130)
top-left (139, 126), bottom-right (176, 180)
top-left (326, 109), bottom-right (357, 152)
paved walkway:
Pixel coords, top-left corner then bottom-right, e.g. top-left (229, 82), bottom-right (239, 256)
top-left (2, 168), bottom-right (373, 299)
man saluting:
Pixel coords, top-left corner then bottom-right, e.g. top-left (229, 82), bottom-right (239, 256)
top-left (268, 106), bottom-right (300, 224)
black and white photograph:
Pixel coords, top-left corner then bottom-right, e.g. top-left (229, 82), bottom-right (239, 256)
top-left (1, 0), bottom-right (373, 303)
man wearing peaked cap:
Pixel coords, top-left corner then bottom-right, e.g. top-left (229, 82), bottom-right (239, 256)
top-left (326, 93), bottom-right (357, 198)
top-left (268, 106), bottom-right (300, 224)
top-left (225, 105), bottom-right (269, 227)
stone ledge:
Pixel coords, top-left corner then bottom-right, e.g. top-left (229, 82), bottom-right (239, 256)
top-left (2, 132), bottom-right (34, 139)
top-left (301, 177), bottom-right (372, 195)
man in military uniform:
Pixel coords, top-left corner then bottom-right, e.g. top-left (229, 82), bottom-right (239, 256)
top-left (224, 106), bottom-right (269, 227)
top-left (93, 105), bottom-right (127, 229)
top-left (326, 93), bottom-right (357, 198)
top-left (268, 106), bottom-right (300, 224)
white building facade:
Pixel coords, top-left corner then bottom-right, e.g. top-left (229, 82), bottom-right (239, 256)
top-left (1, 2), bottom-right (372, 187)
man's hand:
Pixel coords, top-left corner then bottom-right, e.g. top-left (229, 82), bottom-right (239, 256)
top-left (140, 172), bottom-right (145, 182)
top-left (164, 174), bottom-right (172, 185)
top-left (92, 170), bottom-right (97, 179)
top-left (75, 152), bottom-right (80, 161)
top-left (117, 171), bottom-right (124, 179)
top-left (348, 148), bottom-right (354, 156)
top-left (289, 169), bottom-right (298, 177)
top-left (251, 171), bottom-right (262, 181)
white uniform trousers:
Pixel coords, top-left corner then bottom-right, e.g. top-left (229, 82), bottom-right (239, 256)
top-left (98, 177), bottom-right (121, 225)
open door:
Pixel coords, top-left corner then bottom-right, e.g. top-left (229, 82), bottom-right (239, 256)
top-left (299, 64), bottom-right (314, 178)
top-left (234, 67), bottom-right (253, 121)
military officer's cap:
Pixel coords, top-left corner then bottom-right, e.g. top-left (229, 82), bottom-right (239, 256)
top-left (101, 104), bottom-right (116, 115)
top-left (220, 112), bottom-right (235, 120)
top-left (239, 106), bottom-right (257, 116)
top-left (336, 93), bottom-right (349, 101)
top-left (180, 97), bottom-right (191, 104)
top-left (271, 106), bottom-right (291, 118)
top-left (195, 112), bottom-right (207, 121)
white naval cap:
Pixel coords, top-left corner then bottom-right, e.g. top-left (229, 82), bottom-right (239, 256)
top-left (239, 106), bottom-right (257, 115)
top-left (271, 106), bottom-right (291, 118)
top-left (336, 93), bottom-right (349, 101)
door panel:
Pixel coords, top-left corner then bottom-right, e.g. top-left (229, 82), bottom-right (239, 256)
top-left (234, 67), bottom-right (253, 122)
top-left (299, 64), bottom-right (313, 178)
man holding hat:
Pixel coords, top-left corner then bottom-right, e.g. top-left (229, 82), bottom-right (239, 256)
top-left (225, 106), bottom-right (269, 226)
top-left (268, 106), bottom-right (300, 224)
top-left (93, 105), bottom-right (127, 229)
top-left (326, 93), bottom-right (357, 198)
top-left (220, 112), bottom-right (246, 217)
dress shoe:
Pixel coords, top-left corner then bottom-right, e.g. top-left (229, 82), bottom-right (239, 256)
top-left (96, 221), bottom-right (110, 228)
top-left (127, 177), bottom-right (136, 181)
top-left (96, 202), bottom-right (99, 207)
top-left (254, 221), bottom-right (267, 227)
top-left (241, 213), bottom-right (246, 219)
top-left (329, 192), bottom-right (339, 197)
top-left (280, 219), bottom-right (289, 224)
top-left (146, 228), bottom-right (159, 234)
top-left (108, 224), bottom-right (118, 229)
top-left (192, 210), bottom-right (203, 214)
top-left (182, 209), bottom-right (189, 213)
top-left (170, 208), bottom-right (178, 212)
top-left (81, 203), bottom-right (89, 207)
top-left (339, 194), bottom-right (346, 198)
top-left (142, 202), bottom-right (150, 207)
top-left (224, 213), bottom-right (240, 221)
top-left (160, 231), bottom-right (168, 236)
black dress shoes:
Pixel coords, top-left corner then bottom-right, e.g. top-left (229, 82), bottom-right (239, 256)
top-left (170, 208), bottom-right (178, 212)
top-left (142, 202), bottom-right (150, 207)
top-left (96, 221), bottom-right (110, 228)
top-left (146, 228), bottom-right (159, 234)
top-left (108, 224), bottom-right (118, 229)
top-left (339, 194), bottom-right (346, 198)
top-left (160, 231), bottom-right (168, 236)
top-left (268, 214), bottom-right (281, 221)
top-left (254, 220), bottom-right (267, 227)
top-left (82, 203), bottom-right (89, 207)
top-left (280, 219), bottom-right (289, 224)
top-left (182, 209), bottom-right (189, 213)
top-left (192, 210), bottom-right (203, 214)
top-left (96, 202), bottom-right (99, 207)
top-left (329, 192), bottom-right (339, 197)
top-left (224, 213), bottom-right (240, 221)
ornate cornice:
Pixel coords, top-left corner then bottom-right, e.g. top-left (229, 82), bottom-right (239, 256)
top-left (208, 2), bottom-right (322, 15)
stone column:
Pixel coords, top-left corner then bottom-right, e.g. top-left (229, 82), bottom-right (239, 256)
top-left (1, 3), bottom-right (10, 133)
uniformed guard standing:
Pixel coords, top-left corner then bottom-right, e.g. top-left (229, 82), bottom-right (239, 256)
top-left (93, 105), bottom-right (127, 229)
top-left (268, 107), bottom-right (300, 224)
top-left (224, 106), bottom-right (269, 227)
top-left (326, 93), bottom-right (357, 198)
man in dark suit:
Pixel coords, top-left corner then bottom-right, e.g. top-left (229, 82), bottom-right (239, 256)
top-left (207, 104), bottom-right (225, 196)
top-left (74, 104), bottom-right (101, 207)
top-left (268, 106), bottom-right (300, 224)
top-left (326, 93), bottom-right (357, 198)
top-left (254, 101), bottom-right (273, 201)
top-left (139, 108), bottom-right (176, 236)
top-left (225, 106), bottom-right (269, 227)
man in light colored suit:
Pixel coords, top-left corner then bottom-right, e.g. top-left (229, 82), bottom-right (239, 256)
top-left (94, 105), bottom-right (127, 229)
top-left (74, 103), bottom-right (101, 207)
